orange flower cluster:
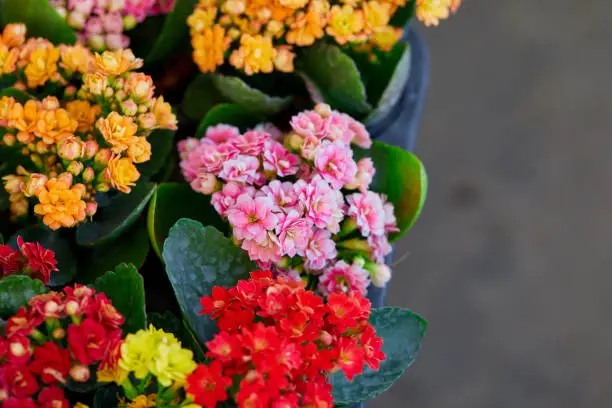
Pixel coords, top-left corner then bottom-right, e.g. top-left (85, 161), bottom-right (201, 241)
top-left (0, 24), bottom-right (177, 230)
top-left (187, 0), bottom-right (461, 75)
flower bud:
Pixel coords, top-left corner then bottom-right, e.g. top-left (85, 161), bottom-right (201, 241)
top-left (138, 113), bottom-right (156, 129)
top-left (35, 141), bottom-right (49, 155)
top-left (367, 263), bottom-right (391, 288)
top-left (16, 131), bottom-right (34, 144)
top-left (94, 148), bottom-right (112, 166)
top-left (104, 87), bottom-right (115, 99)
top-left (2, 23), bottom-right (26, 47)
top-left (82, 167), bottom-right (95, 183)
top-left (52, 328), bottom-right (66, 340)
top-left (86, 201), bottom-right (98, 217)
top-left (68, 11), bottom-right (86, 29)
top-left (84, 140), bottom-right (99, 159)
top-left (23, 174), bottom-right (48, 197)
top-left (314, 103), bottom-right (333, 118)
top-left (10, 199), bottom-right (28, 217)
top-left (123, 14), bottom-right (137, 30)
top-left (189, 173), bottom-right (219, 195)
top-left (319, 330), bottom-right (333, 346)
top-left (2, 133), bottom-right (15, 146)
top-left (3, 175), bottom-right (22, 194)
top-left (58, 172), bottom-right (74, 186)
top-left (88, 34), bottom-right (106, 51)
top-left (70, 365), bottom-right (91, 383)
top-left (67, 161), bottom-right (84, 176)
top-left (41, 96), bottom-right (60, 111)
top-left (58, 138), bottom-right (84, 161)
top-left (95, 182), bottom-right (110, 193)
top-left (121, 99), bottom-right (138, 116)
top-left (115, 89), bottom-right (126, 101)
top-left (64, 85), bottom-right (77, 99)
top-left (284, 132), bottom-right (304, 151)
top-left (30, 154), bottom-right (44, 169)
top-left (84, 72), bottom-right (107, 95)
top-left (65, 300), bottom-right (80, 316)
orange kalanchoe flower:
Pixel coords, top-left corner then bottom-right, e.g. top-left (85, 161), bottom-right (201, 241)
top-left (415, 0), bottom-right (462, 26)
top-left (0, 24), bottom-right (177, 230)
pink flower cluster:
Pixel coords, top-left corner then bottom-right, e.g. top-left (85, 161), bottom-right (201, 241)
top-left (50, 0), bottom-right (175, 50)
top-left (179, 104), bottom-right (397, 296)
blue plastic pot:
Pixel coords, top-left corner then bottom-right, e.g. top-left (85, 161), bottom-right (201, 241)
top-left (349, 26), bottom-right (429, 408)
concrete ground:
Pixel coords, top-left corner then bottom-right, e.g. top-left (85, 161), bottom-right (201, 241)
top-left (372, 1), bottom-right (612, 407)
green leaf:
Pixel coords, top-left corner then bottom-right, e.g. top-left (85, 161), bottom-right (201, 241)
top-left (355, 141), bottom-right (427, 242)
top-left (195, 103), bottom-right (263, 138)
top-left (147, 183), bottom-right (227, 259)
top-left (0, 275), bottom-right (48, 318)
top-left (389, 1), bottom-right (416, 28)
top-left (365, 43), bottom-right (411, 124)
top-left (182, 74), bottom-right (226, 122)
top-left (79, 223), bottom-right (150, 284)
top-left (148, 311), bottom-right (184, 341)
top-left (145, 0), bottom-right (197, 64)
top-left (9, 227), bottom-right (77, 286)
top-left (93, 263), bottom-right (146, 334)
top-left (0, 88), bottom-right (33, 103)
top-left (137, 129), bottom-right (176, 178)
top-left (211, 74), bottom-right (292, 115)
top-left (298, 43), bottom-right (371, 118)
top-left (162, 219), bottom-right (256, 343)
top-left (93, 385), bottom-right (122, 408)
top-left (2, 0), bottom-right (77, 45)
top-left (330, 307), bottom-right (426, 405)
top-left (76, 182), bottom-right (157, 247)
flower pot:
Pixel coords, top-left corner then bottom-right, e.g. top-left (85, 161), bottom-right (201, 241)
top-left (351, 26), bottom-right (429, 408)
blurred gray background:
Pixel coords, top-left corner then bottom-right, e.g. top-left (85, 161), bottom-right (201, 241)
top-left (373, 1), bottom-right (612, 407)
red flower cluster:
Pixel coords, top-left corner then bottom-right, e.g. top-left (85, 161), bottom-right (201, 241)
top-left (0, 237), bottom-right (58, 283)
top-left (0, 285), bottom-right (125, 407)
top-left (186, 271), bottom-right (385, 408)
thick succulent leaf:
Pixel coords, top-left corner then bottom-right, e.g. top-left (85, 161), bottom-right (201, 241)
top-left (0, 275), bottom-right (48, 318)
top-left (162, 219), bottom-right (256, 343)
top-left (182, 74), bottom-right (226, 122)
top-left (137, 129), bottom-right (176, 178)
top-left (195, 103), bottom-right (263, 138)
top-left (211, 74), bottom-right (292, 115)
top-left (331, 307), bottom-right (427, 405)
top-left (145, 0), bottom-right (197, 64)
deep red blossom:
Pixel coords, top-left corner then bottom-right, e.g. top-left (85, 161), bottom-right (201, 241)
top-left (5, 366), bottom-right (38, 398)
top-left (5, 308), bottom-right (43, 338)
top-left (37, 386), bottom-right (69, 408)
top-left (29, 342), bottom-right (72, 385)
top-left (90, 293), bottom-right (125, 329)
top-left (6, 335), bottom-right (31, 366)
top-left (67, 318), bottom-right (108, 365)
top-left (186, 361), bottom-right (232, 408)
top-left (3, 397), bottom-right (37, 408)
top-left (63, 284), bottom-right (95, 317)
top-left (0, 245), bottom-right (23, 275)
top-left (17, 237), bottom-right (57, 284)
top-left (28, 293), bottom-right (64, 320)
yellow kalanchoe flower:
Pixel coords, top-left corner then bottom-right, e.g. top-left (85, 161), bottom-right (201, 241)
top-left (415, 0), bottom-right (461, 26)
top-left (105, 155), bottom-right (140, 194)
top-left (192, 25), bottom-right (230, 73)
top-left (24, 43), bottom-right (60, 88)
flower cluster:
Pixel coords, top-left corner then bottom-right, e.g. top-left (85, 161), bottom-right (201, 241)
top-left (50, 0), bottom-right (175, 50)
top-left (0, 284), bottom-right (125, 407)
top-left (179, 104), bottom-right (395, 296)
top-left (97, 326), bottom-right (200, 408)
top-left (185, 271), bottom-right (385, 408)
top-left (0, 237), bottom-right (58, 284)
top-left (0, 25), bottom-right (177, 230)
top-left (187, 0), bottom-right (461, 75)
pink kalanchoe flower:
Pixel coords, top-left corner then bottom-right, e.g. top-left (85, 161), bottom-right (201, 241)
top-left (231, 130), bottom-right (270, 156)
top-left (219, 154), bottom-right (261, 184)
top-left (190, 173), bottom-right (218, 195)
top-left (346, 157), bottom-right (375, 192)
top-left (258, 180), bottom-right (301, 214)
top-left (226, 195), bottom-right (278, 242)
top-left (241, 233), bottom-right (282, 264)
top-left (300, 134), bottom-right (322, 161)
top-left (343, 113), bottom-right (372, 148)
top-left (290, 110), bottom-right (326, 139)
top-left (296, 176), bottom-right (344, 233)
top-left (368, 234), bottom-right (392, 263)
top-left (314, 141), bottom-right (357, 189)
top-left (276, 211), bottom-right (313, 257)
top-left (124, 0), bottom-right (156, 22)
top-left (346, 191), bottom-right (385, 237)
top-left (177, 138), bottom-right (200, 161)
top-left (321, 112), bottom-right (352, 144)
top-left (381, 196), bottom-right (399, 233)
top-left (101, 11), bottom-right (123, 33)
top-left (304, 229), bottom-right (337, 270)
top-left (84, 15), bottom-right (104, 34)
top-left (318, 260), bottom-right (370, 296)
top-left (254, 122), bottom-right (282, 140)
top-left (263, 140), bottom-right (300, 177)
top-left (201, 143), bottom-right (239, 174)
top-left (105, 33), bottom-right (129, 50)
top-left (211, 182), bottom-right (255, 217)
top-left (273, 266), bottom-right (302, 282)
top-left (205, 124), bottom-right (241, 144)
top-left (69, 0), bottom-right (95, 14)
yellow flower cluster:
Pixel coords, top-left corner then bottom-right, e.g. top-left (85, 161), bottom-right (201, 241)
top-left (188, 0), bottom-right (461, 75)
top-left (416, 0), bottom-right (461, 26)
top-left (0, 25), bottom-right (177, 230)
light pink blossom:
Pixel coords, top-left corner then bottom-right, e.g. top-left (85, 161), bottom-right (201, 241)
top-left (295, 176), bottom-right (344, 233)
top-left (69, 0), bottom-right (95, 14)
top-left (84, 16), bottom-right (103, 34)
top-left (314, 141), bottom-right (357, 189)
top-left (343, 113), bottom-right (371, 148)
top-left (304, 229), bottom-right (337, 270)
top-left (177, 138), bottom-right (200, 160)
top-left (276, 211), bottom-right (313, 257)
top-left (101, 11), bottom-right (123, 33)
top-left (189, 173), bottom-right (218, 195)
top-left (226, 195), bottom-right (277, 242)
top-left (241, 233), bottom-right (282, 264)
top-left (368, 234), bottom-right (392, 263)
top-left (124, 0), bottom-right (156, 22)
top-left (263, 140), bottom-right (300, 177)
top-left (273, 266), bottom-right (302, 282)
top-left (254, 123), bottom-right (282, 140)
top-left (258, 180), bottom-right (301, 214)
top-left (318, 260), bottom-right (370, 296)
top-left (231, 130), bottom-right (269, 156)
top-left (346, 191), bottom-right (385, 237)
top-left (205, 124), bottom-right (240, 144)
top-left (202, 143), bottom-right (240, 174)
top-left (300, 134), bottom-right (321, 161)
top-left (290, 110), bottom-right (325, 138)
top-left (346, 157), bottom-right (375, 192)
top-left (211, 182), bottom-right (255, 217)
top-left (105, 33), bottom-right (129, 50)
top-left (382, 196), bottom-right (399, 233)
top-left (321, 113), bottom-right (352, 144)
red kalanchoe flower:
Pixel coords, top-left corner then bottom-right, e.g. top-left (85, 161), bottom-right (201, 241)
top-left (90, 293), bottom-right (125, 329)
top-left (186, 361), bottom-right (233, 408)
top-left (67, 318), bottom-right (108, 365)
top-left (5, 308), bottom-right (43, 338)
top-left (5, 366), bottom-right (39, 398)
top-left (0, 245), bottom-right (24, 276)
top-left (16, 237), bottom-right (58, 284)
top-left (3, 397), bottom-right (37, 408)
top-left (28, 293), bottom-right (64, 320)
top-left (63, 284), bottom-right (95, 317)
top-left (37, 386), bottom-right (69, 408)
top-left (6, 335), bottom-right (31, 366)
top-left (29, 342), bottom-right (72, 385)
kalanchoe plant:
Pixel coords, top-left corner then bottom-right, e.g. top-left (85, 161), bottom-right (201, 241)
top-left (0, 236), bottom-right (58, 283)
top-left (165, 103), bottom-right (426, 296)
